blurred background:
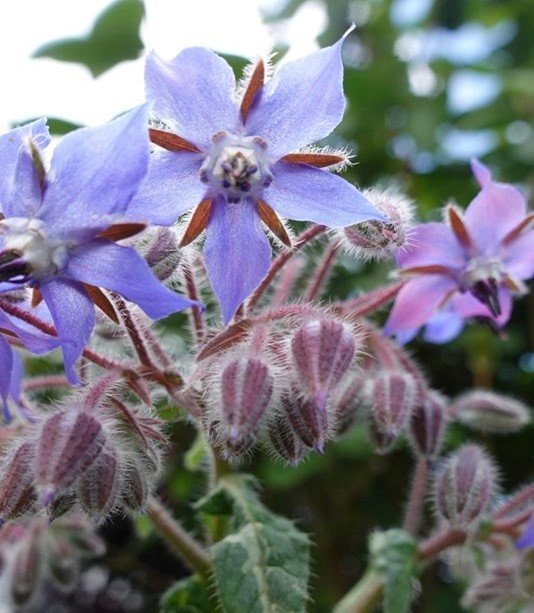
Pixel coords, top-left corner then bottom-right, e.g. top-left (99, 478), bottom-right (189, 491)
top-left (6, 0), bottom-right (533, 611)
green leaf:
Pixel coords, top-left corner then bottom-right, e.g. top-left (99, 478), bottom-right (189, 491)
top-left (209, 475), bottom-right (311, 613)
top-left (12, 117), bottom-right (82, 135)
top-left (161, 576), bottom-right (213, 613)
top-left (32, 0), bottom-right (144, 77)
top-left (369, 529), bottom-right (418, 613)
top-left (184, 432), bottom-right (209, 473)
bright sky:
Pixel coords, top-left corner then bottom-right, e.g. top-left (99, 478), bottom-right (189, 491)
top-left (0, 0), bottom-right (326, 131)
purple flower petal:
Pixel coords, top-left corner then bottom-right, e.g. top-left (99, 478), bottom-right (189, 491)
top-left (268, 162), bottom-right (383, 226)
top-left (0, 308), bottom-right (58, 355)
top-left (127, 149), bottom-right (205, 225)
top-left (423, 310), bottom-right (465, 344)
top-left (384, 275), bottom-right (457, 336)
top-left (39, 105), bottom-right (150, 238)
top-left (0, 118), bottom-right (49, 218)
top-left (517, 514), bottom-right (534, 549)
top-left (398, 223), bottom-right (466, 270)
top-left (470, 158), bottom-right (492, 188)
top-left (504, 230), bottom-right (534, 281)
top-left (464, 182), bottom-right (527, 256)
top-left (145, 49), bottom-right (239, 150)
top-left (204, 197), bottom-right (271, 323)
top-left (39, 278), bottom-right (95, 385)
top-left (65, 239), bottom-right (198, 320)
top-left (8, 351), bottom-right (23, 403)
top-left (246, 31), bottom-right (350, 161)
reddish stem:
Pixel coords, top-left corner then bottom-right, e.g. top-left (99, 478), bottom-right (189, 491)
top-left (304, 242), bottom-right (339, 302)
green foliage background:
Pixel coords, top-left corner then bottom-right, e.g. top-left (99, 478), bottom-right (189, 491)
top-left (24, 0), bottom-right (533, 610)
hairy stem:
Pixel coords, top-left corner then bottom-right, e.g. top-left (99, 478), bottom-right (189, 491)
top-left (304, 242), bottom-right (339, 302)
top-left (112, 293), bottom-right (155, 368)
top-left (147, 497), bottom-right (212, 579)
top-left (403, 457), bottom-right (430, 536)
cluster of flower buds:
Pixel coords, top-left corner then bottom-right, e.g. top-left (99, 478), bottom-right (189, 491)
top-left (340, 187), bottom-right (414, 261)
top-left (0, 515), bottom-right (104, 608)
top-left (0, 375), bottom-right (163, 524)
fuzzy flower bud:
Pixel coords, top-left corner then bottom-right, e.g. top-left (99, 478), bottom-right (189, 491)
top-left (332, 374), bottom-right (366, 435)
top-left (370, 371), bottom-right (418, 437)
top-left (268, 413), bottom-right (307, 465)
top-left (35, 411), bottom-right (106, 504)
top-left (409, 391), bottom-right (448, 458)
top-left (0, 443), bottom-right (37, 524)
top-left (220, 357), bottom-right (274, 450)
top-left (368, 420), bottom-right (397, 455)
top-left (78, 444), bottom-right (121, 520)
top-left (121, 461), bottom-right (149, 512)
top-left (144, 226), bottom-right (182, 281)
top-left (11, 528), bottom-right (43, 606)
top-left (341, 187), bottom-right (414, 260)
top-left (283, 391), bottom-right (329, 453)
top-left (291, 319), bottom-right (356, 410)
top-left (452, 390), bottom-right (530, 433)
top-left (434, 444), bottom-right (497, 528)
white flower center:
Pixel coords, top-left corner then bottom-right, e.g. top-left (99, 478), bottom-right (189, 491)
top-left (200, 132), bottom-right (272, 203)
top-left (462, 257), bottom-right (505, 287)
top-left (0, 217), bottom-right (68, 281)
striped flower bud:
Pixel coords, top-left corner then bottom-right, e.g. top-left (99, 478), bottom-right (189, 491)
top-left (434, 445), bottom-right (497, 528)
top-left (35, 411), bottom-right (106, 504)
top-left (409, 392), bottom-right (448, 458)
top-left (78, 445), bottom-right (121, 520)
top-left (291, 319), bottom-right (356, 410)
top-left (268, 413), bottom-right (307, 465)
top-left (11, 527), bottom-right (43, 605)
top-left (45, 537), bottom-right (79, 590)
top-left (121, 462), bottom-right (149, 512)
top-left (370, 371), bottom-right (417, 437)
top-left (368, 420), bottom-right (397, 455)
top-left (333, 374), bottom-right (366, 435)
top-left (283, 391), bottom-right (329, 453)
top-left (144, 227), bottom-right (182, 281)
top-left (452, 390), bottom-right (530, 433)
top-left (220, 357), bottom-right (273, 450)
top-left (0, 443), bottom-right (37, 524)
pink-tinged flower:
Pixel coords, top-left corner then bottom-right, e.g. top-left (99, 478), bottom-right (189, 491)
top-left (0, 112), bottom-right (198, 383)
top-left (130, 30), bottom-right (384, 321)
top-left (517, 514), bottom-right (534, 549)
top-left (384, 158), bottom-right (534, 343)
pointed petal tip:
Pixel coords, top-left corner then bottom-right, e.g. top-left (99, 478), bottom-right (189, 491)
top-left (470, 157), bottom-right (492, 188)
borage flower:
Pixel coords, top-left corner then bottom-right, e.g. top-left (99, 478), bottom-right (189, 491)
top-left (130, 29), bottom-right (383, 321)
top-left (517, 514), bottom-right (534, 549)
top-left (0, 112), bottom-right (197, 382)
top-left (384, 159), bottom-right (534, 343)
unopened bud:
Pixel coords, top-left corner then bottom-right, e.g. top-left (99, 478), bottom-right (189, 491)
top-left (11, 528), bottom-right (42, 605)
top-left (368, 420), bottom-right (397, 455)
top-left (145, 227), bottom-right (181, 281)
top-left (220, 358), bottom-right (273, 449)
top-left (78, 445), bottom-right (120, 520)
top-left (268, 413), bottom-right (307, 465)
top-left (332, 374), bottom-right (366, 435)
top-left (45, 537), bottom-right (79, 590)
top-left (452, 390), bottom-right (530, 433)
top-left (122, 462), bottom-right (149, 512)
top-left (36, 411), bottom-right (105, 504)
top-left (283, 391), bottom-right (329, 453)
top-left (409, 392), bottom-right (448, 458)
top-left (0, 443), bottom-right (37, 523)
top-left (434, 445), bottom-right (496, 528)
top-left (370, 371), bottom-right (417, 437)
top-left (291, 319), bottom-right (356, 410)
top-left (342, 187), bottom-right (414, 260)
top-left (462, 562), bottom-right (518, 612)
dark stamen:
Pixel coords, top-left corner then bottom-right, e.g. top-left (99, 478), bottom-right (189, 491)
top-left (470, 278), bottom-right (501, 317)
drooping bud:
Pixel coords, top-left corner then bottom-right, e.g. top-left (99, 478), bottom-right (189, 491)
top-left (45, 536), bottom-right (79, 590)
top-left (78, 445), bottom-right (121, 520)
top-left (268, 413), bottom-right (308, 465)
top-left (220, 357), bottom-right (274, 450)
top-left (409, 391), bottom-right (448, 458)
top-left (11, 527), bottom-right (43, 605)
top-left (461, 562), bottom-right (520, 612)
top-left (434, 445), bottom-right (497, 528)
top-left (35, 411), bottom-right (106, 504)
top-left (291, 319), bottom-right (356, 410)
top-left (341, 187), bottom-right (414, 261)
top-left (368, 420), bottom-right (397, 455)
top-left (332, 374), bottom-right (366, 435)
top-left (0, 442), bottom-right (37, 523)
top-left (144, 227), bottom-right (182, 281)
top-left (452, 390), bottom-right (530, 433)
top-left (370, 371), bottom-right (417, 437)
top-left (283, 391), bottom-right (329, 453)
top-left (121, 461), bottom-right (149, 512)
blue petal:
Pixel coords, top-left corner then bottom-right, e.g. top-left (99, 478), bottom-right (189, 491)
top-left (145, 48), bottom-right (240, 150)
top-left (0, 336), bottom-right (14, 418)
top-left (39, 278), bottom-right (95, 385)
top-left (268, 162), bottom-right (384, 226)
top-left (0, 119), bottom-right (50, 218)
top-left (423, 310), bottom-right (464, 344)
top-left (39, 105), bottom-right (150, 239)
top-left (245, 30), bottom-right (351, 161)
top-left (204, 197), bottom-right (271, 323)
top-left (127, 149), bottom-right (206, 225)
top-left (64, 239), bottom-right (199, 320)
